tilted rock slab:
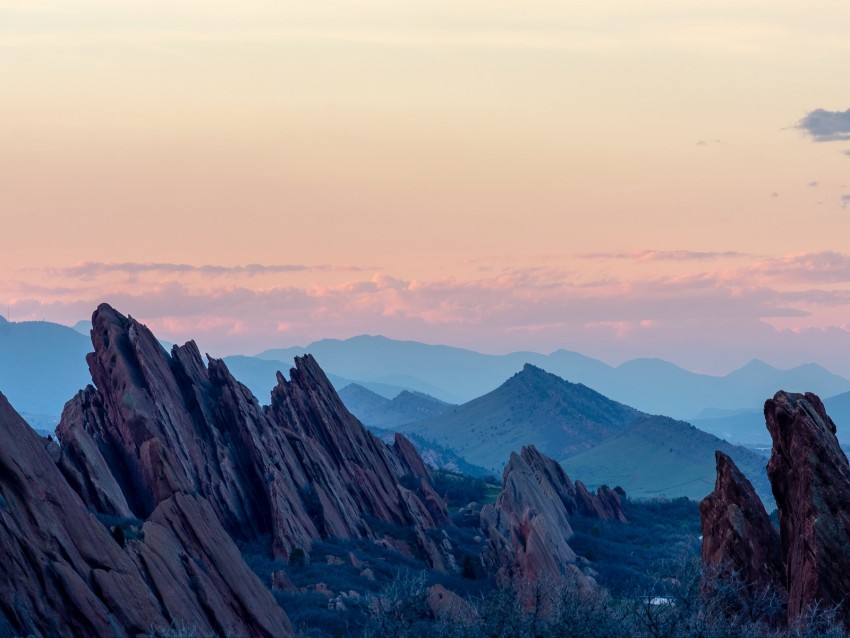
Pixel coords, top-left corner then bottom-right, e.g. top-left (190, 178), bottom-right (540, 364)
top-left (700, 451), bottom-right (786, 605)
top-left (481, 446), bottom-right (599, 599)
top-left (765, 391), bottom-right (850, 625)
top-left (57, 304), bottom-right (447, 564)
top-left (0, 391), bottom-right (291, 637)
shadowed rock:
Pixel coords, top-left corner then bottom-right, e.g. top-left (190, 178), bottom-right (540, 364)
top-left (0, 390), bottom-right (292, 637)
top-left (520, 445), bottom-right (626, 523)
top-left (765, 391), bottom-right (850, 625)
top-left (481, 446), bottom-right (595, 601)
top-left (57, 304), bottom-right (447, 566)
top-left (700, 451), bottom-right (786, 610)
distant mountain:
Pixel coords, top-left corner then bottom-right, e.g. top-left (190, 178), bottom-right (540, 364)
top-left (395, 365), bottom-right (641, 470)
top-left (397, 364), bottom-right (772, 503)
top-left (0, 318), bottom-right (91, 425)
top-left (253, 336), bottom-right (850, 420)
top-left (338, 383), bottom-right (453, 430)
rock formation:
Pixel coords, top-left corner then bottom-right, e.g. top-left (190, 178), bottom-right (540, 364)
top-left (0, 302), bottom-right (458, 634)
top-left (699, 451), bottom-right (785, 608)
top-left (765, 391), bottom-right (850, 625)
top-left (0, 390), bottom-right (292, 637)
top-left (480, 445), bottom-right (618, 600)
top-left (517, 445), bottom-right (626, 523)
top-left (702, 391), bottom-right (850, 627)
top-left (56, 304), bottom-right (448, 567)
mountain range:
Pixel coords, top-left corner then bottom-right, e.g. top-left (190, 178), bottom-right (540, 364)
top-left (381, 364), bottom-right (772, 503)
top-left (2, 319), bottom-right (848, 450)
top-left (255, 335), bottom-right (850, 422)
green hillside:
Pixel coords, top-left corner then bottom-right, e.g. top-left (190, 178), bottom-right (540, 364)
top-left (402, 363), bottom-right (772, 503)
top-left (562, 417), bottom-right (772, 505)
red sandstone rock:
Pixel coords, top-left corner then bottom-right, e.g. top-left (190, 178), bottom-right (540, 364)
top-left (57, 304), bottom-right (447, 568)
top-left (0, 390), bottom-right (292, 637)
top-left (481, 448), bottom-right (585, 594)
top-left (700, 451), bottom-right (786, 608)
top-left (765, 391), bottom-right (850, 625)
top-left (4, 303), bottom-right (455, 635)
top-left (520, 445), bottom-right (626, 522)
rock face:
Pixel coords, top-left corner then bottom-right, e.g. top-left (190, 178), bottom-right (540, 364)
top-left (700, 451), bottom-right (786, 605)
top-left (56, 304), bottom-right (447, 563)
top-left (701, 391), bottom-right (850, 627)
top-left (480, 445), bottom-right (616, 599)
top-left (764, 391), bottom-right (850, 625)
top-left (518, 445), bottom-right (626, 523)
top-left (0, 390), bottom-right (291, 638)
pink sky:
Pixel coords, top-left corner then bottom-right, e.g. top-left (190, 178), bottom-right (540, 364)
top-left (3, 1), bottom-right (850, 375)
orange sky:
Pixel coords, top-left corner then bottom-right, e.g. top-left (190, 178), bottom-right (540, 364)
top-left (3, 1), bottom-right (850, 374)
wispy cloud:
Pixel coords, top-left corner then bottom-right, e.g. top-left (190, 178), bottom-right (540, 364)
top-left (797, 108), bottom-right (850, 142)
top-left (573, 249), bottom-right (749, 262)
top-left (53, 261), bottom-right (371, 279)
top-left (6, 251), bottom-right (850, 374)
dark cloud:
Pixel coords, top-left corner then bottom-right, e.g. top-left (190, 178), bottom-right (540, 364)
top-left (797, 108), bottom-right (850, 142)
top-left (842, 195), bottom-right (850, 209)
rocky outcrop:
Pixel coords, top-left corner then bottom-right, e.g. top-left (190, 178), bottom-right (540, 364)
top-left (0, 390), bottom-right (292, 637)
top-left (765, 391), bottom-right (850, 625)
top-left (700, 451), bottom-right (785, 607)
top-left (518, 445), bottom-right (626, 523)
top-left (575, 481), bottom-right (627, 522)
top-left (481, 446), bottom-right (593, 599)
top-left (56, 304), bottom-right (447, 565)
top-left (701, 391), bottom-right (850, 626)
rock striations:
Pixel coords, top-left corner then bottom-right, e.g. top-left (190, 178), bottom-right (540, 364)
top-left (765, 391), bottom-right (850, 625)
top-left (1, 303), bottom-right (451, 636)
top-left (57, 304), bottom-right (447, 564)
top-left (0, 390), bottom-right (291, 638)
top-left (480, 445), bottom-right (624, 600)
top-left (701, 391), bottom-right (850, 627)
top-left (700, 451), bottom-right (785, 605)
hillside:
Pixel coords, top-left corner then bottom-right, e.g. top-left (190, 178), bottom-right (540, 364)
top-left (562, 417), bottom-right (772, 503)
top-left (401, 364), bottom-right (772, 503)
top-left (397, 364), bottom-right (642, 471)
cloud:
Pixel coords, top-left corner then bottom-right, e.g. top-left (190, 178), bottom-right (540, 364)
top-left (808, 181), bottom-right (819, 187)
top-left (54, 261), bottom-right (370, 279)
top-left (6, 251), bottom-right (850, 376)
top-left (842, 195), bottom-right (850, 209)
top-left (573, 249), bottom-right (748, 262)
top-left (797, 108), bottom-right (850, 142)
top-left (744, 251), bottom-right (850, 284)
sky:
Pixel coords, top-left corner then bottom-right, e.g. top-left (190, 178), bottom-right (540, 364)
top-left (2, 1), bottom-right (850, 375)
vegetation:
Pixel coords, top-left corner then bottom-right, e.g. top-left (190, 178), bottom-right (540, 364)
top-left (569, 496), bottom-right (702, 596)
top-left (430, 470), bottom-right (500, 509)
top-left (237, 493), bottom-right (843, 638)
